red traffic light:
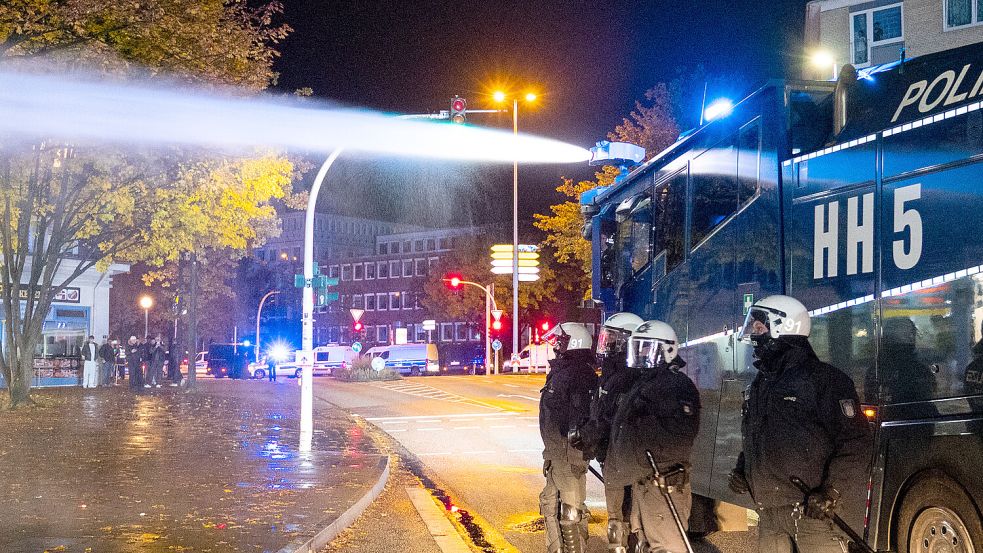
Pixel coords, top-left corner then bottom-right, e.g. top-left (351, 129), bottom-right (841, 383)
top-left (492, 320), bottom-right (503, 331)
top-left (452, 98), bottom-right (466, 112)
top-left (540, 320), bottom-right (551, 332)
top-left (353, 321), bottom-right (363, 332)
top-left (443, 273), bottom-right (463, 289)
top-left (450, 96), bottom-right (467, 123)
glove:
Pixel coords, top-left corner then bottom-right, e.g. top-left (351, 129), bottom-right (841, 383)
top-left (804, 485), bottom-right (840, 520)
top-left (568, 427), bottom-right (586, 451)
top-left (728, 470), bottom-right (749, 495)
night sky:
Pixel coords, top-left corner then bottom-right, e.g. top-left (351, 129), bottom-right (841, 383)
top-left (274, 1), bottom-right (807, 228)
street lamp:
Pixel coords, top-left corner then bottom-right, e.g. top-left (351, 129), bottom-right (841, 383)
top-left (492, 89), bottom-right (538, 363)
top-left (139, 295), bottom-right (153, 337)
top-left (255, 290), bottom-right (280, 363)
top-left (810, 50), bottom-right (839, 81)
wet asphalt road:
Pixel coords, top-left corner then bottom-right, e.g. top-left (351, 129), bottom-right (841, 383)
top-left (313, 373), bottom-right (758, 553)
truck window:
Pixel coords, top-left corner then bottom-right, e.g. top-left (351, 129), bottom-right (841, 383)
top-left (653, 169), bottom-right (686, 278)
top-left (690, 139), bottom-right (737, 249)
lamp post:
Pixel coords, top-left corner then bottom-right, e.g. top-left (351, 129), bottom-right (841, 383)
top-left (443, 277), bottom-right (498, 375)
top-left (493, 90), bottom-right (537, 362)
top-left (139, 295), bottom-right (153, 338)
top-left (255, 290), bottom-right (280, 363)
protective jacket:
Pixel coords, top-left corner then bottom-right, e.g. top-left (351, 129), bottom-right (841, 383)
top-left (540, 349), bottom-right (598, 464)
top-left (736, 339), bottom-right (871, 509)
top-left (605, 359), bottom-right (700, 486)
top-left (99, 342), bottom-right (115, 364)
top-left (584, 356), bottom-right (637, 462)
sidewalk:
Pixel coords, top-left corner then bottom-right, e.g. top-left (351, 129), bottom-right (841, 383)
top-left (0, 380), bottom-right (387, 553)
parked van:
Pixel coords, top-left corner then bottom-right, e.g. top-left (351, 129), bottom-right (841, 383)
top-left (280, 345), bottom-right (358, 378)
top-left (503, 343), bottom-right (555, 373)
top-left (364, 343), bottom-right (439, 376)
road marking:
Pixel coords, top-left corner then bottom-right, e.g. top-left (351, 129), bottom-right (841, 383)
top-left (417, 452), bottom-right (454, 456)
top-left (462, 450), bottom-right (496, 455)
top-left (365, 412), bottom-right (518, 422)
top-left (453, 426), bottom-right (480, 430)
top-left (405, 487), bottom-right (472, 553)
top-left (496, 393), bottom-right (539, 402)
top-left (386, 429), bottom-right (407, 433)
top-left (489, 425), bottom-right (515, 429)
top-left (507, 448), bottom-right (541, 453)
top-left (372, 381), bottom-right (505, 411)
top-left (417, 428), bottom-right (442, 432)
top-left (504, 384), bottom-right (520, 388)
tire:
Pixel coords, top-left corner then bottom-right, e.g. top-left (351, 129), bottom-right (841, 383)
top-left (294, 368), bottom-right (302, 379)
top-left (897, 470), bottom-right (982, 553)
top-left (253, 369), bottom-right (266, 380)
top-left (410, 367), bottom-right (420, 377)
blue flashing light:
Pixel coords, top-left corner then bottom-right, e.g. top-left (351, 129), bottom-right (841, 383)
top-left (703, 98), bottom-right (734, 122)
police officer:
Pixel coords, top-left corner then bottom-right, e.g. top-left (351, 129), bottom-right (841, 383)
top-left (729, 295), bottom-right (871, 553)
top-left (571, 312), bottom-right (643, 553)
top-left (605, 320), bottom-right (700, 553)
top-left (539, 322), bottom-right (598, 553)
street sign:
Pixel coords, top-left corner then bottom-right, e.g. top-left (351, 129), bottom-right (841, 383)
top-left (422, 319), bottom-right (436, 331)
top-left (491, 310), bottom-right (503, 322)
top-left (371, 356), bottom-right (385, 372)
top-left (743, 293), bottom-right (755, 315)
top-left (491, 339), bottom-right (503, 352)
top-left (350, 309), bottom-right (365, 322)
top-left (352, 341), bottom-right (362, 353)
top-left (294, 274), bottom-right (306, 288)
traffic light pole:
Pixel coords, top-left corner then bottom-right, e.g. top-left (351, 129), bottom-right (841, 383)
top-left (255, 290), bottom-right (279, 363)
top-left (445, 278), bottom-right (498, 375)
top-left (511, 99), bottom-right (520, 369)
top-left (301, 148), bottom-right (343, 453)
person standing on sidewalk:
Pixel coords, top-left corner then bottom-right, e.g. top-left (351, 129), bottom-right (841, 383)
top-left (80, 335), bottom-right (100, 388)
top-left (539, 322), bottom-right (598, 553)
top-left (126, 336), bottom-right (144, 390)
top-left (267, 355), bottom-right (277, 382)
top-left (147, 336), bottom-right (166, 388)
top-left (98, 336), bottom-right (116, 386)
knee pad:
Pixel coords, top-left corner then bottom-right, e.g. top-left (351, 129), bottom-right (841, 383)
top-left (607, 519), bottom-right (626, 545)
top-left (559, 502), bottom-right (582, 523)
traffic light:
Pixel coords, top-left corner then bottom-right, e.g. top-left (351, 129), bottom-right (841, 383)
top-left (443, 273), bottom-right (463, 290)
top-left (353, 321), bottom-right (364, 333)
top-left (539, 320), bottom-right (551, 332)
top-left (491, 319), bottom-right (503, 332)
top-left (450, 96), bottom-right (466, 123)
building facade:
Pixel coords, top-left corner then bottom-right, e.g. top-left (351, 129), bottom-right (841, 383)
top-left (805, 0), bottom-right (983, 78)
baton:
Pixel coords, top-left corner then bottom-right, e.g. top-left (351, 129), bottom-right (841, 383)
top-left (790, 476), bottom-right (875, 553)
top-left (587, 463), bottom-right (604, 483)
top-left (645, 450), bottom-right (695, 553)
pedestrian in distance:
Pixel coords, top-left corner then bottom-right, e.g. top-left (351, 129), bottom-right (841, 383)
top-left (147, 336), bottom-right (166, 388)
top-left (267, 355), bottom-right (277, 382)
top-left (604, 320), bottom-right (701, 553)
top-left (126, 336), bottom-right (145, 390)
top-left (569, 312), bottom-right (644, 553)
top-left (80, 335), bottom-right (100, 388)
top-left (98, 335), bottom-right (116, 386)
top-left (729, 295), bottom-right (872, 553)
top-left (539, 322), bottom-right (598, 553)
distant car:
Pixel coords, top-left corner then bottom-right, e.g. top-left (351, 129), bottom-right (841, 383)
top-left (503, 343), bottom-right (555, 373)
top-left (206, 343), bottom-right (251, 379)
top-left (439, 344), bottom-right (486, 375)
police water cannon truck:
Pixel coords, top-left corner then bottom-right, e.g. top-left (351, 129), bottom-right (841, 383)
top-left (582, 42), bottom-right (983, 552)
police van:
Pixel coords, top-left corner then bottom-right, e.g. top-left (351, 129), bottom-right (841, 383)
top-left (364, 343), bottom-right (439, 376)
top-left (583, 42), bottom-right (983, 551)
top-left (279, 345), bottom-right (358, 378)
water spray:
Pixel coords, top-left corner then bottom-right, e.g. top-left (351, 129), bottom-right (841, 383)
top-left (0, 69), bottom-right (589, 164)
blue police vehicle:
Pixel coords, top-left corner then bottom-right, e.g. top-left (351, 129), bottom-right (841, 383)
top-left (583, 42), bottom-right (983, 551)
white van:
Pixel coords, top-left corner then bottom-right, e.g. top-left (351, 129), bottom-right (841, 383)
top-left (504, 343), bottom-right (555, 373)
top-left (281, 345), bottom-right (358, 378)
top-left (364, 343), bottom-right (439, 376)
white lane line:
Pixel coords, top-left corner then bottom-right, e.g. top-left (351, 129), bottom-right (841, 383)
top-left (497, 393), bottom-right (539, 402)
top-left (417, 452), bottom-right (453, 456)
top-left (462, 450), bottom-right (496, 455)
top-left (366, 412), bottom-right (517, 422)
top-left (380, 421), bottom-right (408, 425)
top-left (504, 384), bottom-right (520, 388)
top-left (507, 448), bottom-right (541, 453)
top-left (417, 428), bottom-right (442, 432)
top-left (489, 425), bottom-right (515, 429)
top-left (453, 426), bottom-right (481, 430)
top-left (387, 429), bottom-right (407, 433)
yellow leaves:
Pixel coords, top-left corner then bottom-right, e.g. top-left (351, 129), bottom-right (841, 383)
top-left (140, 532), bottom-right (162, 542)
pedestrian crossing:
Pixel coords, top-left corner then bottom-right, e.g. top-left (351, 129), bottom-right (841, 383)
top-left (371, 380), bottom-right (502, 410)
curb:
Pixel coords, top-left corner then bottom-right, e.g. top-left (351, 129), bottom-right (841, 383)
top-left (277, 454), bottom-right (391, 553)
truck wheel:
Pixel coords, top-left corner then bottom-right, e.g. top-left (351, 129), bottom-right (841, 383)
top-left (897, 470), bottom-right (982, 553)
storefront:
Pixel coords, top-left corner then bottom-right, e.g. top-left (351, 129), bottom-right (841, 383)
top-left (1, 260), bottom-right (128, 387)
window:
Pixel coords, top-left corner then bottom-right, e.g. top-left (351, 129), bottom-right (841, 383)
top-left (379, 243), bottom-right (388, 255)
top-left (945, 0), bottom-right (983, 28)
top-left (403, 240), bottom-right (412, 253)
top-left (402, 260), bottom-right (413, 277)
top-left (415, 239), bottom-right (424, 252)
top-left (415, 258), bottom-right (426, 276)
top-left (390, 241), bottom-right (399, 254)
top-left (354, 263), bottom-right (364, 280)
top-left (390, 292), bottom-right (401, 310)
top-left (691, 138), bottom-right (737, 249)
top-left (428, 257), bottom-right (439, 271)
top-left (377, 326), bottom-right (389, 343)
top-left (365, 293), bottom-right (376, 310)
top-left (652, 169), bottom-right (687, 279)
top-left (441, 323), bottom-right (454, 342)
top-left (616, 194), bottom-right (654, 276)
top-left (403, 291), bottom-right (413, 310)
top-left (406, 323), bottom-right (416, 342)
top-left (377, 293), bottom-right (388, 311)
top-left (416, 325), bottom-right (429, 342)
top-left (341, 264), bottom-right (352, 281)
top-left (353, 294), bottom-right (364, 309)
top-left (365, 262), bottom-right (376, 280)
top-left (455, 322), bottom-right (469, 341)
top-left (377, 261), bottom-right (389, 279)
top-left (389, 260), bottom-right (400, 279)
top-left (438, 237), bottom-right (449, 250)
top-left (851, 4), bottom-right (903, 66)
top-left (426, 238), bottom-right (436, 251)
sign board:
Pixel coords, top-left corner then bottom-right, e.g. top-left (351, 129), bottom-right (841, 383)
top-left (350, 309), bottom-right (365, 322)
top-left (422, 319), bottom-right (437, 331)
top-left (351, 341), bottom-right (362, 354)
top-left (743, 293), bottom-right (755, 315)
top-left (395, 328), bottom-right (408, 345)
top-left (491, 339), bottom-right (503, 352)
top-left (371, 356), bottom-right (385, 372)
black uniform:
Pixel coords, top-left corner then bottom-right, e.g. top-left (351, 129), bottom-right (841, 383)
top-left (539, 349), bottom-right (598, 553)
top-left (605, 358), bottom-right (700, 552)
top-left (126, 342), bottom-right (145, 389)
top-left (734, 337), bottom-right (871, 553)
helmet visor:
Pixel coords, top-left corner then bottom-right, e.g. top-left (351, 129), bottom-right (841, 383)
top-left (596, 326), bottom-right (630, 356)
top-left (627, 337), bottom-right (668, 369)
top-left (737, 307), bottom-right (773, 343)
top-left (542, 325), bottom-right (569, 354)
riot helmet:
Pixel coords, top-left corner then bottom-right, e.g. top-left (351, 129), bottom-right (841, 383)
top-left (737, 295), bottom-right (811, 347)
top-left (596, 312), bottom-right (644, 358)
top-left (542, 323), bottom-right (593, 355)
top-left (627, 320), bottom-right (679, 370)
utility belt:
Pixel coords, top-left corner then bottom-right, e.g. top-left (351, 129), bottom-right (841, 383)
top-left (646, 462), bottom-right (690, 489)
